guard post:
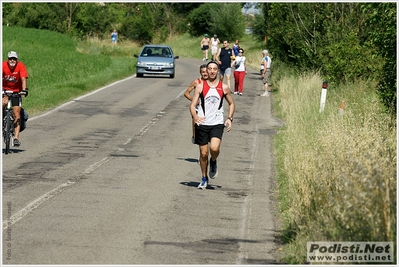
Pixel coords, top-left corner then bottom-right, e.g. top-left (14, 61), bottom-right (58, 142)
top-left (319, 81), bottom-right (328, 112)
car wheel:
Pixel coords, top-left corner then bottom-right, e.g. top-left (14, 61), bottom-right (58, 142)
top-left (137, 73), bottom-right (143, 78)
top-left (170, 74), bottom-right (175, 78)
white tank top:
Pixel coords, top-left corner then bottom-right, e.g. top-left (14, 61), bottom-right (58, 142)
top-left (198, 81), bottom-right (225, 125)
top-left (211, 38), bottom-right (219, 47)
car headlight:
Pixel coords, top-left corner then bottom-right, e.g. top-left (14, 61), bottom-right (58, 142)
top-left (167, 63), bottom-right (174, 67)
top-left (137, 61), bottom-right (146, 66)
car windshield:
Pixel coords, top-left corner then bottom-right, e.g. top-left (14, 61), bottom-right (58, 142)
top-left (141, 47), bottom-right (172, 57)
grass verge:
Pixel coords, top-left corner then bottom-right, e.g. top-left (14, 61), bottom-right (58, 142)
top-left (3, 27), bottom-right (138, 115)
top-left (273, 68), bottom-right (396, 263)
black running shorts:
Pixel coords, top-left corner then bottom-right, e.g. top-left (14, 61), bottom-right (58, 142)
top-left (195, 124), bottom-right (224, 145)
top-left (3, 94), bottom-right (22, 107)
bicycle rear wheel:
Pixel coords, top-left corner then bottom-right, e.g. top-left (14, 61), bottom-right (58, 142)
top-left (4, 113), bottom-right (12, 154)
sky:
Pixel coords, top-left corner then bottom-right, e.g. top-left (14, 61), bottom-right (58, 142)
top-left (242, 2), bottom-right (261, 14)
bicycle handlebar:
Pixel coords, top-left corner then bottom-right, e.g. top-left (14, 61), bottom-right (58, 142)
top-left (3, 90), bottom-right (27, 96)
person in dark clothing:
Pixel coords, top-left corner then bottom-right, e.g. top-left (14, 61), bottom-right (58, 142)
top-left (216, 40), bottom-right (234, 90)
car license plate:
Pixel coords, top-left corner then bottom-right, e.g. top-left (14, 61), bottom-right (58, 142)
top-left (150, 66), bottom-right (160, 70)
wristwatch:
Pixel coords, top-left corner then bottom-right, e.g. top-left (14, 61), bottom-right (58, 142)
top-left (228, 117), bottom-right (233, 122)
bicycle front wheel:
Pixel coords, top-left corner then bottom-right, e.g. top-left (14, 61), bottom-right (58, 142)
top-left (4, 113), bottom-right (12, 154)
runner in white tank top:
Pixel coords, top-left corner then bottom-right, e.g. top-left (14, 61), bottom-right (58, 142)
top-left (189, 61), bottom-right (235, 189)
top-left (197, 80), bottom-right (225, 125)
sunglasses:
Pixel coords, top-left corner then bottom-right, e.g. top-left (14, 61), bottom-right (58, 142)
top-left (8, 57), bottom-right (17, 61)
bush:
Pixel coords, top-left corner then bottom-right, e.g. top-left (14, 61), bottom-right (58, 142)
top-left (319, 33), bottom-right (384, 83)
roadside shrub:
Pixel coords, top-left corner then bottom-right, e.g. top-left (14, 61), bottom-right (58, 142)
top-left (319, 33), bottom-right (384, 83)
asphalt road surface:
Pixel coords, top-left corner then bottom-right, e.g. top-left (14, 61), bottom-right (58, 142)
top-left (2, 57), bottom-right (284, 265)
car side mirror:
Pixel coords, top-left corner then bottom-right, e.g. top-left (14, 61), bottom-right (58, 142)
top-left (134, 54), bottom-right (139, 58)
top-left (174, 56), bottom-right (179, 59)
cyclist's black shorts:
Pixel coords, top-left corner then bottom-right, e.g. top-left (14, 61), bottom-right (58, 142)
top-left (195, 124), bottom-right (224, 145)
top-left (2, 93), bottom-right (22, 107)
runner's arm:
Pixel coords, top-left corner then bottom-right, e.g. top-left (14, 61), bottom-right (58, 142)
top-left (190, 84), bottom-right (205, 125)
top-left (184, 79), bottom-right (197, 101)
top-left (223, 84), bottom-right (235, 132)
top-left (216, 48), bottom-right (221, 63)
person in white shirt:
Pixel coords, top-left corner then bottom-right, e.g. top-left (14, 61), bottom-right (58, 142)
top-left (231, 48), bottom-right (247, 96)
top-left (260, 50), bottom-right (272, 97)
top-left (210, 34), bottom-right (220, 61)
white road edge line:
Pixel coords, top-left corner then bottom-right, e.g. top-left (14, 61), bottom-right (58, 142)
top-left (3, 157), bottom-right (109, 231)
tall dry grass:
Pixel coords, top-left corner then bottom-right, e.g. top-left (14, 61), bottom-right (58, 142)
top-left (275, 72), bottom-right (397, 263)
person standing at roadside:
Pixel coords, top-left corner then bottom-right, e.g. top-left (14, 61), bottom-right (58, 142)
top-left (210, 34), bottom-right (220, 61)
top-left (2, 51), bottom-right (29, 147)
top-left (233, 39), bottom-right (240, 56)
top-left (260, 49), bottom-right (272, 97)
top-left (200, 34), bottom-right (210, 61)
top-left (190, 61), bottom-right (235, 190)
top-left (231, 48), bottom-right (247, 96)
top-left (111, 29), bottom-right (118, 45)
top-left (216, 40), bottom-right (234, 90)
top-left (184, 64), bottom-right (208, 144)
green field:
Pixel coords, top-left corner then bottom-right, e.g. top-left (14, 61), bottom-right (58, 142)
top-left (3, 27), bottom-right (140, 115)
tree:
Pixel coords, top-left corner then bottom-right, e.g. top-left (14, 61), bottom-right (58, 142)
top-left (188, 3), bottom-right (246, 40)
top-left (256, 2), bottom-right (386, 86)
top-left (209, 3), bottom-right (246, 42)
top-left (2, 2), bottom-right (199, 41)
top-left (120, 4), bottom-right (155, 45)
top-left (362, 3), bottom-right (397, 116)
top-left (187, 3), bottom-right (213, 36)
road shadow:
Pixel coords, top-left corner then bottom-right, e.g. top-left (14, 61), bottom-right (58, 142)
top-left (180, 181), bottom-right (222, 190)
top-left (136, 75), bottom-right (172, 79)
top-left (2, 148), bottom-right (24, 154)
top-left (176, 157), bottom-right (199, 163)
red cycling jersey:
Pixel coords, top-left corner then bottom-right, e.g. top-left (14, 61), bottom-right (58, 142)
top-left (2, 61), bottom-right (28, 93)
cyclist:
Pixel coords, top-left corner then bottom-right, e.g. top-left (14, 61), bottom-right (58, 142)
top-left (2, 51), bottom-right (29, 147)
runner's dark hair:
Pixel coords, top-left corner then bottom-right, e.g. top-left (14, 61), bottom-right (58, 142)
top-left (206, 60), bottom-right (219, 68)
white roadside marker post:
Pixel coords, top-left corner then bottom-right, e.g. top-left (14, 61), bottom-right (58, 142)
top-left (319, 81), bottom-right (328, 112)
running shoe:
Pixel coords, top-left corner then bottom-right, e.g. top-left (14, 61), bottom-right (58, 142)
top-left (13, 138), bottom-right (21, 147)
top-left (260, 92), bottom-right (269, 97)
top-left (209, 159), bottom-right (218, 179)
top-left (198, 176), bottom-right (208, 190)
top-left (239, 92), bottom-right (243, 96)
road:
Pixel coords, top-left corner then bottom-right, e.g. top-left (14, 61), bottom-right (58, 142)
top-left (2, 57), bottom-right (284, 265)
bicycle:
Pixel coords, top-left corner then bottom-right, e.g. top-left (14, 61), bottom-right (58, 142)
top-left (2, 90), bottom-right (26, 154)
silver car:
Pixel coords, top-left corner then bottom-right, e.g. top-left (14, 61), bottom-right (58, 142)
top-left (134, 45), bottom-right (179, 78)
